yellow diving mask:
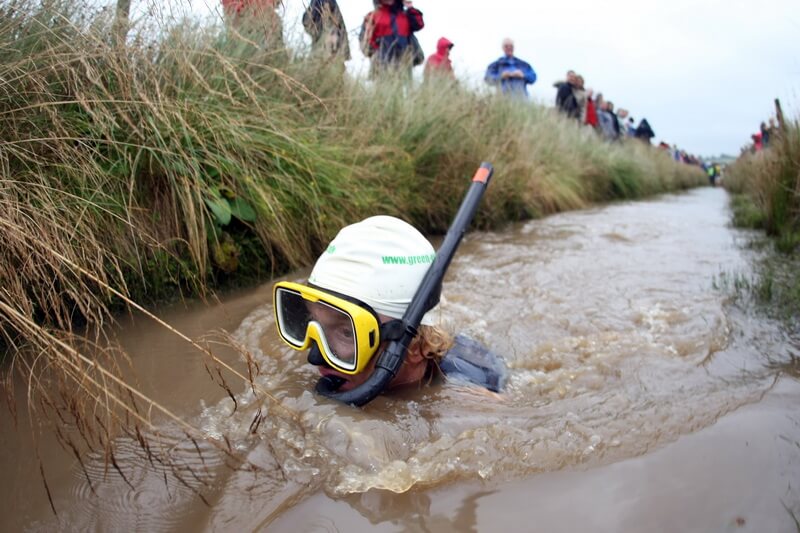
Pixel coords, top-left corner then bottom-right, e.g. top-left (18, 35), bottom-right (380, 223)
top-left (273, 281), bottom-right (404, 375)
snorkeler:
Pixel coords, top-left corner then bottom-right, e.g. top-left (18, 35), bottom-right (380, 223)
top-left (272, 164), bottom-right (506, 406)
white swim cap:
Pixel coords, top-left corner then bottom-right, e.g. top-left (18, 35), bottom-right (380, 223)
top-left (308, 216), bottom-right (438, 325)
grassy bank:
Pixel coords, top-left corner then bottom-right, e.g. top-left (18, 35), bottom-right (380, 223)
top-left (726, 117), bottom-right (800, 252)
top-left (0, 1), bottom-right (703, 336)
top-left (725, 115), bottom-right (800, 325)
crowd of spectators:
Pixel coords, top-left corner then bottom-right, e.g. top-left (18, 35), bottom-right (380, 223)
top-left (552, 69), bottom-right (656, 145)
top-left (226, 0), bottom-right (701, 165)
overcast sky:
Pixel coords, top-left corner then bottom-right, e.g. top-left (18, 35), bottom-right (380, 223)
top-left (189, 0), bottom-right (800, 156)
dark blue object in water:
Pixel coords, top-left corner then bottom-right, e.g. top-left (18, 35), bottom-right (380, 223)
top-left (439, 334), bottom-right (507, 392)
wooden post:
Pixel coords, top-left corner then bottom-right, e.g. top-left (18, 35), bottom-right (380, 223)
top-left (112, 0), bottom-right (132, 48)
top-left (774, 98), bottom-right (786, 132)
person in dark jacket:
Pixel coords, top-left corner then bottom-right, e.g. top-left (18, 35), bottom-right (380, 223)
top-left (302, 0), bottom-right (350, 61)
top-left (554, 70), bottom-right (580, 119)
top-left (484, 38), bottom-right (537, 98)
top-left (360, 0), bottom-right (424, 76)
top-left (607, 101), bottom-right (621, 140)
top-left (760, 121), bottom-right (770, 148)
top-left (635, 118), bottom-right (655, 144)
top-left (423, 37), bottom-right (455, 82)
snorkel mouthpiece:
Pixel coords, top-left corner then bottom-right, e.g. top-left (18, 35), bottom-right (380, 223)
top-left (316, 374), bottom-right (347, 392)
top-left (316, 162), bottom-right (494, 406)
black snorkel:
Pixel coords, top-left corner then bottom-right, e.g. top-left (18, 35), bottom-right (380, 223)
top-left (315, 162), bottom-right (494, 406)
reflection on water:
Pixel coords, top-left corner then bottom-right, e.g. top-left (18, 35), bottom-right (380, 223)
top-left (3, 188), bottom-right (800, 531)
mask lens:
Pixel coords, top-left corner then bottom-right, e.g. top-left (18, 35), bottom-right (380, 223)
top-left (307, 300), bottom-right (357, 368)
top-left (275, 287), bottom-right (312, 347)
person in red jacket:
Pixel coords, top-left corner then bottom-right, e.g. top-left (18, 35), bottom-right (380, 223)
top-left (584, 88), bottom-right (599, 129)
top-left (423, 37), bottom-right (455, 82)
top-left (221, 0), bottom-right (279, 16)
top-left (221, 0), bottom-right (283, 48)
top-left (360, 0), bottom-right (424, 76)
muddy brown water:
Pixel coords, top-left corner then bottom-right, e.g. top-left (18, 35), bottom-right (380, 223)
top-left (2, 187), bottom-right (800, 532)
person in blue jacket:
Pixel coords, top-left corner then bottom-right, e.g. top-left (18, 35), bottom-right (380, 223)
top-left (484, 38), bottom-right (537, 98)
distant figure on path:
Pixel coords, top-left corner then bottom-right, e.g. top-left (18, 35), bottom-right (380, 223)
top-left (484, 38), bottom-right (537, 98)
top-left (423, 37), bottom-right (455, 82)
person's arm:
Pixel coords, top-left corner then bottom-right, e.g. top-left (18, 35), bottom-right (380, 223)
top-left (520, 61), bottom-right (537, 85)
top-left (484, 60), bottom-right (501, 85)
top-left (404, 1), bottom-right (424, 32)
top-left (301, 0), bottom-right (322, 40)
top-left (358, 12), bottom-right (377, 56)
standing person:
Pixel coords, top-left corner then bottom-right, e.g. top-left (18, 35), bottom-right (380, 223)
top-left (584, 88), bottom-right (599, 128)
top-left (222, 0), bottom-right (284, 49)
top-left (635, 118), bottom-right (655, 144)
top-left (751, 132), bottom-right (763, 152)
top-left (607, 102), bottom-right (621, 140)
top-left (616, 108), bottom-right (630, 137)
top-left (573, 75), bottom-right (587, 123)
top-left (359, 0), bottom-right (425, 77)
top-left (626, 117), bottom-right (636, 137)
top-left (484, 38), bottom-right (537, 98)
top-left (423, 37), bottom-right (455, 82)
top-left (302, 0), bottom-right (350, 61)
top-left (554, 70), bottom-right (580, 119)
top-left (597, 100), bottom-right (616, 141)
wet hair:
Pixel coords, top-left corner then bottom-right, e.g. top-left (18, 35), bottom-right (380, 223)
top-left (409, 324), bottom-right (453, 364)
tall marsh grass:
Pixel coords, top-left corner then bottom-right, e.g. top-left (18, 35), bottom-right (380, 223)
top-left (0, 0), bottom-right (704, 496)
top-left (726, 117), bottom-right (800, 253)
top-left (726, 114), bottom-right (800, 326)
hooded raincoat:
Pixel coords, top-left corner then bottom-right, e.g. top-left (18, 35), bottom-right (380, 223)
top-left (423, 37), bottom-right (455, 81)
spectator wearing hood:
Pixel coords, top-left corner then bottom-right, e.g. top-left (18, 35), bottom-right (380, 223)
top-left (484, 38), bottom-right (537, 98)
top-left (635, 118), bottom-right (655, 144)
top-left (423, 37), bottom-right (455, 82)
top-left (359, 0), bottom-right (424, 75)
